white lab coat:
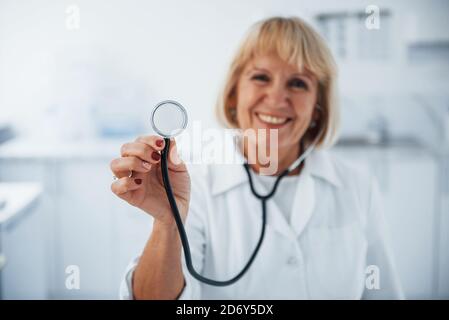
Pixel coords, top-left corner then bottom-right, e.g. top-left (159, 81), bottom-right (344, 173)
top-left (119, 148), bottom-right (404, 299)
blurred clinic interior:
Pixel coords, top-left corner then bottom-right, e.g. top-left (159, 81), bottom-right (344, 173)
top-left (0, 0), bottom-right (449, 299)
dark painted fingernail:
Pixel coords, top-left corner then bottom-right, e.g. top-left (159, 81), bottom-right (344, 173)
top-left (135, 179), bottom-right (142, 185)
top-left (151, 152), bottom-right (161, 161)
top-left (156, 139), bottom-right (164, 147)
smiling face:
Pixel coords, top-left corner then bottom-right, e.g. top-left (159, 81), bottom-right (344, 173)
top-left (233, 54), bottom-right (319, 165)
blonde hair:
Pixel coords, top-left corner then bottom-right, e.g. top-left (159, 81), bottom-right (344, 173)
top-left (216, 16), bottom-right (339, 148)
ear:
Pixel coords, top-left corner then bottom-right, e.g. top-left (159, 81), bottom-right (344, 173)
top-left (312, 109), bottom-right (319, 122)
top-left (228, 88), bottom-right (237, 109)
top-left (309, 105), bottom-right (320, 126)
top-left (314, 104), bottom-right (323, 120)
top-left (227, 104), bottom-right (238, 126)
top-left (229, 107), bottom-right (237, 117)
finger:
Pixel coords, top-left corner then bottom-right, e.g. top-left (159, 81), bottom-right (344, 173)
top-left (135, 135), bottom-right (165, 151)
top-left (120, 141), bottom-right (162, 164)
top-left (110, 157), bottom-right (152, 177)
top-left (111, 176), bottom-right (143, 196)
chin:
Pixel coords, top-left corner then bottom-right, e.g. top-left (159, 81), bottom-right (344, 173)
top-left (254, 133), bottom-right (290, 151)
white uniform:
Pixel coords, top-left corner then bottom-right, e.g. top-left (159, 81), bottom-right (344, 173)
top-left (120, 148), bottom-right (404, 299)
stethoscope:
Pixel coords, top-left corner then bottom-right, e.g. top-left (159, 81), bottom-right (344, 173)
top-left (151, 100), bottom-right (320, 286)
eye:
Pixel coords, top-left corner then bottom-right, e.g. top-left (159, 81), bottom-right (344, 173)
top-left (251, 74), bottom-right (270, 83)
top-left (288, 78), bottom-right (308, 90)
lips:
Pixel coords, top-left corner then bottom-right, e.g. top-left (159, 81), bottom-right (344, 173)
top-left (255, 112), bottom-right (292, 126)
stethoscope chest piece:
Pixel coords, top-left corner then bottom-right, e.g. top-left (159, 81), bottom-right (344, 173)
top-left (150, 100), bottom-right (188, 138)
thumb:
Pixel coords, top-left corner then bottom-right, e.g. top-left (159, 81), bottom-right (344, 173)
top-left (166, 138), bottom-right (186, 170)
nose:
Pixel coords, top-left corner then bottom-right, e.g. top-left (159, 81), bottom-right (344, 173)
top-left (264, 81), bottom-right (289, 107)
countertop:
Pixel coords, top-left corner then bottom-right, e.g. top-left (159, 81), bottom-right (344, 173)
top-left (0, 183), bottom-right (42, 227)
top-left (0, 137), bottom-right (128, 160)
top-left (0, 136), bottom-right (440, 161)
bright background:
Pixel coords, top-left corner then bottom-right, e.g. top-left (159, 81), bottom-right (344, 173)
top-left (0, 0), bottom-right (448, 299)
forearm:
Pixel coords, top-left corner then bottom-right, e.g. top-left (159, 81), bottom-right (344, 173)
top-left (133, 219), bottom-right (185, 300)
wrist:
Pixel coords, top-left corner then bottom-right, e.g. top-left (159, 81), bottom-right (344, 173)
top-left (152, 218), bottom-right (182, 249)
top-left (153, 217), bottom-right (179, 233)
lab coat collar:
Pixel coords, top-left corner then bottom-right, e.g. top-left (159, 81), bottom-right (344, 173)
top-left (210, 148), bottom-right (343, 197)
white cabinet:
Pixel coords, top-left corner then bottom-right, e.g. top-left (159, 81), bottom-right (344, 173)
top-left (0, 183), bottom-right (46, 299)
top-left (0, 157), bottom-right (152, 299)
top-left (53, 160), bottom-right (116, 298)
top-left (55, 160), bottom-right (153, 298)
top-left (111, 194), bottom-right (154, 294)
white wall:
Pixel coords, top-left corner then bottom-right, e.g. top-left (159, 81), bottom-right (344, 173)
top-left (1, 0), bottom-right (448, 144)
top-left (0, 0), bottom-right (311, 139)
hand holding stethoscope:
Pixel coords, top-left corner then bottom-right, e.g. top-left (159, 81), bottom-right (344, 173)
top-left (110, 101), bottom-right (191, 226)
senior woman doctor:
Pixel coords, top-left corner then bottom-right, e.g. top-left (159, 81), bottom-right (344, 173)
top-left (111, 16), bottom-right (404, 299)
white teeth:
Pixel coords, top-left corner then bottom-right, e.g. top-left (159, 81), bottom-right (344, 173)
top-left (257, 113), bottom-right (288, 125)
